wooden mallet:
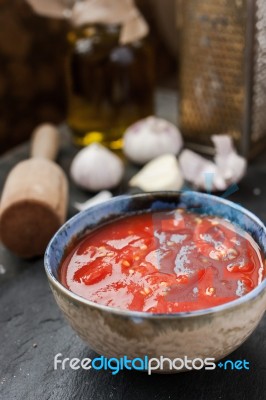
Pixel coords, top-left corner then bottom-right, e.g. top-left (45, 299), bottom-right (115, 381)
top-left (0, 124), bottom-right (68, 258)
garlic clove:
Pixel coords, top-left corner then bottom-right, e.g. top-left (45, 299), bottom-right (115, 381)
top-left (129, 154), bottom-right (184, 192)
top-left (179, 149), bottom-right (227, 191)
top-left (179, 135), bottom-right (247, 192)
top-left (74, 191), bottom-right (113, 211)
top-left (123, 116), bottom-right (183, 165)
top-left (212, 134), bottom-right (233, 157)
top-left (212, 135), bottom-right (247, 184)
top-left (70, 143), bottom-right (124, 192)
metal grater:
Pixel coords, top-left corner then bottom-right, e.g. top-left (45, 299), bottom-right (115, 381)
top-left (178, 0), bottom-right (266, 158)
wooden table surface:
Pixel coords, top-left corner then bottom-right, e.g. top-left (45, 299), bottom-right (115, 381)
top-left (0, 127), bottom-right (266, 400)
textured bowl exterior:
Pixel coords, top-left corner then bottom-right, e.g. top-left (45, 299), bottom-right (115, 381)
top-left (45, 192), bottom-right (266, 371)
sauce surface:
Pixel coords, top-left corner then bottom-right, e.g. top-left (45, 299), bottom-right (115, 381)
top-left (60, 210), bottom-right (265, 313)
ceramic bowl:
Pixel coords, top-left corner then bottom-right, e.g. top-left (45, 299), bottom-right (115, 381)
top-left (44, 192), bottom-right (266, 372)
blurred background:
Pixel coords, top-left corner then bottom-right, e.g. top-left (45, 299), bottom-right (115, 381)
top-left (0, 0), bottom-right (177, 154)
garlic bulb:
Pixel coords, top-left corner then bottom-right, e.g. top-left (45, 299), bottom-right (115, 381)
top-left (129, 154), bottom-right (184, 192)
top-left (123, 116), bottom-right (183, 165)
top-left (70, 144), bottom-right (124, 192)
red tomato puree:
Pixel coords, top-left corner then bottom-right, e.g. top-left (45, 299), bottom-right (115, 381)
top-left (60, 210), bottom-right (265, 313)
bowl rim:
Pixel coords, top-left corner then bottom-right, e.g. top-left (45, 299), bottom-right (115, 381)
top-left (44, 191), bottom-right (266, 319)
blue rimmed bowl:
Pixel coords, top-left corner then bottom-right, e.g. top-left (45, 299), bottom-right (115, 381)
top-left (44, 192), bottom-right (266, 372)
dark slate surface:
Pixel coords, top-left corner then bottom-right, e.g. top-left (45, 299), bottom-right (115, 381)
top-left (0, 129), bottom-right (266, 400)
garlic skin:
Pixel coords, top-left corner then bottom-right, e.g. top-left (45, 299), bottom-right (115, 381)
top-left (129, 154), bottom-right (184, 192)
top-left (123, 116), bottom-right (183, 165)
top-left (70, 144), bottom-right (124, 192)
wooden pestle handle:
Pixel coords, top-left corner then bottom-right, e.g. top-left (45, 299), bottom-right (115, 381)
top-left (30, 123), bottom-right (60, 161)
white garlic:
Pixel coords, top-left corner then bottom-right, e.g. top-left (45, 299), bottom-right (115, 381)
top-left (179, 149), bottom-right (227, 191)
top-left (179, 135), bottom-right (247, 191)
top-left (123, 116), bottom-right (183, 165)
top-left (74, 191), bottom-right (113, 211)
top-left (129, 154), bottom-right (184, 192)
top-left (212, 135), bottom-right (247, 184)
top-left (70, 144), bottom-right (124, 192)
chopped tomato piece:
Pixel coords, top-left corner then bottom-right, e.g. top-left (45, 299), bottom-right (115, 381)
top-left (74, 262), bottom-right (112, 285)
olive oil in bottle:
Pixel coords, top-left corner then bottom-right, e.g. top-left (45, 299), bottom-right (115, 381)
top-left (66, 24), bottom-right (155, 149)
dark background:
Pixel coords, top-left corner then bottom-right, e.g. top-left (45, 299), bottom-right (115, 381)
top-left (0, 0), bottom-right (177, 154)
